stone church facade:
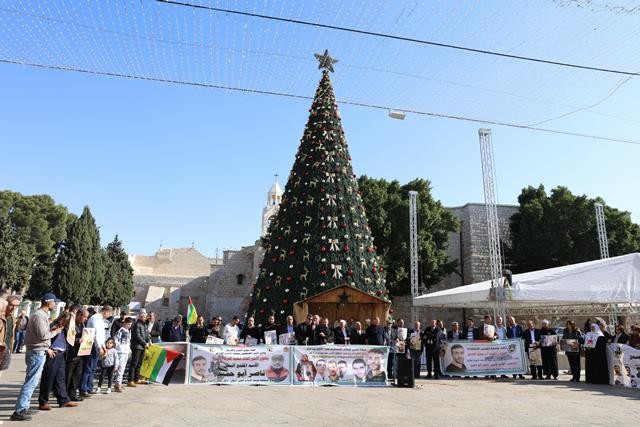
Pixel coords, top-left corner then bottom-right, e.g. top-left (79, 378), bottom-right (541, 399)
top-left (129, 180), bottom-right (519, 323)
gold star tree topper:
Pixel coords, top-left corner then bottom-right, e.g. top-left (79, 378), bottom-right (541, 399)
top-left (314, 49), bottom-right (338, 72)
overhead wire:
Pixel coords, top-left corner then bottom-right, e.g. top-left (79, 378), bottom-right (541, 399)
top-left (155, 0), bottom-right (640, 76)
top-left (2, 57), bottom-right (639, 147)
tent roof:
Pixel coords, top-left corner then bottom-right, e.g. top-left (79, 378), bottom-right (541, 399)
top-left (414, 253), bottom-right (640, 308)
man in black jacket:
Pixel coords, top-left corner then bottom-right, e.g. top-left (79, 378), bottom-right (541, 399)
top-left (261, 315), bottom-right (280, 344)
top-left (506, 316), bottom-right (525, 379)
top-left (65, 308), bottom-right (88, 402)
top-left (462, 318), bottom-right (480, 341)
top-left (161, 316), bottom-right (185, 342)
top-left (295, 314), bottom-right (313, 345)
top-left (523, 320), bottom-right (542, 379)
top-left (423, 319), bottom-right (442, 379)
top-left (128, 311), bottom-right (150, 387)
top-left (365, 317), bottom-right (385, 346)
top-left (313, 318), bottom-right (334, 345)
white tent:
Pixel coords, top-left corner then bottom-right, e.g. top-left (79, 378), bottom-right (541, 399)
top-left (414, 253), bottom-right (640, 312)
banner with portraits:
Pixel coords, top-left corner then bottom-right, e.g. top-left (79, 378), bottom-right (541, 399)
top-left (440, 339), bottom-right (528, 376)
top-left (292, 345), bottom-right (389, 387)
top-left (607, 343), bottom-right (640, 389)
top-left (189, 344), bottom-right (292, 385)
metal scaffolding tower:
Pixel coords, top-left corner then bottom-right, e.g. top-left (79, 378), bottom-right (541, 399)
top-left (595, 202), bottom-right (617, 325)
top-left (595, 203), bottom-right (610, 259)
top-left (478, 129), bottom-right (506, 323)
top-left (409, 191), bottom-right (419, 320)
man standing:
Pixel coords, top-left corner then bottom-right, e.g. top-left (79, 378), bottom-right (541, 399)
top-left (223, 316), bottom-right (241, 345)
top-left (128, 310), bottom-right (151, 386)
top-left (313, 318), bottom-right (334, 345)
top-left (80, 305), bottom-right (112, 396)
top-left (539, 320), bottom-right (558, 380)
top-left (38, 312), bottom-right (78, 410)
top-left (423, 319), bottom-right (441, 379)
top-left (506, 316), bottom-right (525, 379)
top-left (447, 322), bottom-right (464, 341)
top-left (147, 311), bottom-right (162, 343)
top-left (409, 321), bottom-right (423, 379)
top-left (188, 316), bottom-right (207, 343)
top-left (65, 308), bottom-right (88, 402)
top-left (365, 317), bottom-right (385, 346)
top-left (161, 316), bottom-right (185, 342)
top-left (11, 293), bottom-right (64, 422)
top-left (261, 315), bottom-right (279, 344)
top-left (295, 314), bottom-right (313, 345)
top-left (524, 320), bottom-right (542, 380)
top-left (463, 318), bottom-right (479, 341)
top-left (333, 319), bottom-right (350, 345)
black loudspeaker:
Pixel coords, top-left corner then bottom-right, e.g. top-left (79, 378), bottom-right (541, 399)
top-left (396, 357), bottom-right (415, 388)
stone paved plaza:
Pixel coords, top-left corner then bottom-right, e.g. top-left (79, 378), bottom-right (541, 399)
top-left (0, 354), bottom-right (637, 426)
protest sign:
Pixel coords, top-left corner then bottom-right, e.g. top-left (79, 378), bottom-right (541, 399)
top-left (140, 344), bottom-right (184, 385)
top-left (292, 345), bottom-right (389, 387)
top-left (264, 330), bottom-right (278, 345)
top-left (77, 328), bottom-right (95, 356)
top-left (541, 335), bottom-right (558, 347)
top-left (279, 332), bottom-right (296, 345)
top-left (560, 339), bottom-right (579, 353)
top-left (189, 344), bottom-right (292, 385)
top-left (66, 313), bottom-right (76, 346)
top-left (584, 333), bottom-right (598, 349)
top-left (244, 337), bottom-right (258, 346)
top-left (607, 343), bottom-right (640, 389)
top-left (440, 339), bottom-right (527, 376)
top-left (206, 336), bottom-right (224, 345)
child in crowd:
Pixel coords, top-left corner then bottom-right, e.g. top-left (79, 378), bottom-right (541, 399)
top-left (113, 317), bottom-right (133, 392)
top-left (98, 337), bottom-right (117, 393)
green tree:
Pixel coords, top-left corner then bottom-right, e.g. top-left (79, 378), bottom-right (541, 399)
top-left (0, 213), bottom-right (34, 291)
top-left (101, 235), bottom-right (134, 307)
top-left (509, 185), bottom-right (640, 272)
top-left (358, 176), bottom-right (459, 295)
top-left (0, 191), bottom-right (69, 294)
top-left (53, 206), bottom-right (104, 303)
top-left (248, 64), bottom-right (387, 325)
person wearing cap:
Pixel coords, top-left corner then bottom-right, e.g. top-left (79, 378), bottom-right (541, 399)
top-left (80, 304), bottom-right (113, 396)
top-left (11, 293), bottom-right (64, 422)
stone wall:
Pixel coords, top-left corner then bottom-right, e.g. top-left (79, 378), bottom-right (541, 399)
top-left (129, 247), bottom-right (221, 277)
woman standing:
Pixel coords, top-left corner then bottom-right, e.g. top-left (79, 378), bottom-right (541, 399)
top-left (562, 320), bottom-right (583, 382)
top-left (584, 323), bottom-right (609, 384)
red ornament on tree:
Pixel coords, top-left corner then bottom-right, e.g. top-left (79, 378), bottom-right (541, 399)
top-left (320, 246), bottom-right (327, 252)
top-left (347, 269), bottom-right (353, 276)
top-left (320, 270), bottom-right (327, 276)
top-left (282, 298), bottom-right (289, 304)
top-left (287, 276), bottom-right (293, 282)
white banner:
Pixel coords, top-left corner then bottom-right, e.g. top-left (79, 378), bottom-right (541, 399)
top-left (188, 344), bottom-right (292, 385)
top-left (292, 345), bottom-right (389, 387)
top-left (440, 339), bottom-right (528, 376)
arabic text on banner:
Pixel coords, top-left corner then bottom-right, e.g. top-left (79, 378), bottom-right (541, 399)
top-left (607, 343), bottom-right (640, 389)
top-left (292, 345), bottom-right (389, 387)
top-left (440, 339), bottom-right (527, 376)
top-left (189, 344), bottom-right (292, 385)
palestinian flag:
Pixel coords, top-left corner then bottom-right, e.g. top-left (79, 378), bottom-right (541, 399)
top-left (140, 344), bottom-right (183, 386)
top-left (187, 296), bottom-right (198, 325)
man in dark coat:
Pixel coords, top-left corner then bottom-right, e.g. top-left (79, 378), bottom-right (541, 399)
top-left (423, 319), bottom-right (442, 379)
top-left (295, 314), bottom-right (313, 345)
top-left (161, 316), bottom-right (185, 342)
top-left (313, 318), bottom-right (334, 345)
top-left (365, 317), bottom-right (385, 346)
top-left (539, 320), bottom-right (558, 380)
top-left (506, 316), bottom-right (525, 379)
top-left (65, 308), bottom-right (88, 401)
top-left (334, 319), bottom-right (350, 344)
top-left (128, 311), bottom-right (150, 386)
top-left (523, 320), bottom-right (542, 379)
top-left (261, 315), bottom-right (280, 344)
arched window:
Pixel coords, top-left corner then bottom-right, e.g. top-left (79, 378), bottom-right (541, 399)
top-left (236, 274), bottom-right (245, 285)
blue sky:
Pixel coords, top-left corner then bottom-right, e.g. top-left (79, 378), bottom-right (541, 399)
top-left (1, 0), bottom-right (639, 257)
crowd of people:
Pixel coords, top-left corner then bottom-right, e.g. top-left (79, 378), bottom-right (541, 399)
top-left (2, 289), bottom-right (640, 421)
top-left (0, 292), bottom-right (164, 422)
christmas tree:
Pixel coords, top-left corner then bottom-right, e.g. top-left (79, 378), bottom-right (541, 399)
top-left (248, 50), bottom-right (388, 325)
